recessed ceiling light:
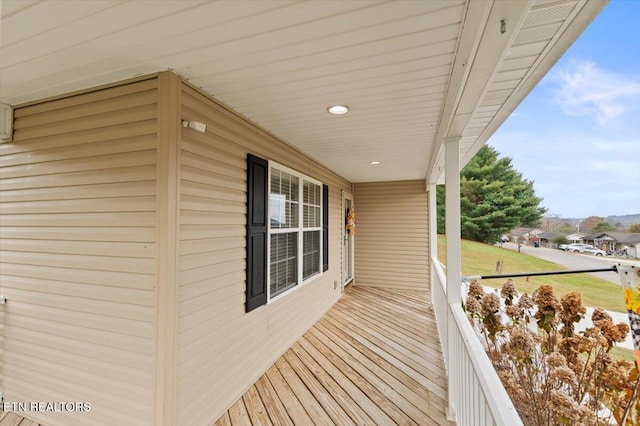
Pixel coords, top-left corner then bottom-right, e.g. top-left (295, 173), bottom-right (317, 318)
top-left (370, 161), bottom-right (381, 165)
top-left (327, 105), bottom-right (349, 115)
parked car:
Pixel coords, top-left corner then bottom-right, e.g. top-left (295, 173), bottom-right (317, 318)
top-left (565, 243), bottom-right (590, 252)
top-left (581, 246), bottom-right (606, 256)
top-left (558, 244), bottom-right (568, 250)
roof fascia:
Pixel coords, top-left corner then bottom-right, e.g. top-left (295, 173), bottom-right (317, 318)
top-left (426, 0), bottom-right (492, 185)
top-left (459, 0), bottom-right (608, 166)
top-left (427, 0), bottom-right (532, 185)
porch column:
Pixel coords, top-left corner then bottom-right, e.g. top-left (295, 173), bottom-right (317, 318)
top-left (444, 136), bottom-right (462, 302)
top-left (428, 183), bottom-right (438, 293)
top-left (444, 136), bottom-right (461, 420)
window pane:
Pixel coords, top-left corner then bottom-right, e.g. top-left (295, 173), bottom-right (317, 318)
top-left (303, 230), bottom-right (320, 280)
top-left (303, 180), bottom-right (321, 228)
top-left (303, 181), bottom-right (320, 204)
top-left (303, 205), bottom-right (321, 227)
top-left (270, 232), bottom-right (298, 297)
top-left (270, 168), bottom-right (299, 228)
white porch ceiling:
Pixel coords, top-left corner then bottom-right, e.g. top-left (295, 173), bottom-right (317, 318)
top-left (0, 0), bottom-right (605, 183)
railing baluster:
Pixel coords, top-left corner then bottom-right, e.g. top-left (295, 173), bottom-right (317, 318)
top-left (431, 257), bottom-right (522, 426)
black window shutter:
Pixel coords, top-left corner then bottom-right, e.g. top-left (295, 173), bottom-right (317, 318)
top-left (322, 184), bottom-right (329, 272)
top-left (246, 154), bottom-right (268, 312)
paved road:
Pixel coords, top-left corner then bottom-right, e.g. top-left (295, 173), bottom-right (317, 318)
top-left (499, 242), bottom-right (637, 285)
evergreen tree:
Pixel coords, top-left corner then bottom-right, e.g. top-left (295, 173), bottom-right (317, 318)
top-left (592, 222), bottom-right (616, 232)
top-left (580, 216), bottom-right (605, 233)
top-left (437, 146), bottom-right (546, 243)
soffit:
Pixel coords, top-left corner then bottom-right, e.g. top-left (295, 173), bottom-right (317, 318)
top-left (456, 0), bottom-right (606, 166)
top-left (0, 0), bottom-right (605, 183)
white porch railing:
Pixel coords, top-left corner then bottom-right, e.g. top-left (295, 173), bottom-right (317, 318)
top-left (432, 258), bottom-right (522, 426)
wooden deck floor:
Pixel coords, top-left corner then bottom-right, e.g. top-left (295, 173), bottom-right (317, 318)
top-left (0, 287), bottom-right (451, 426)
top-left (214, 286), bottom-right (453, 426)
top-left (0, 411), bottom-right (39, 426)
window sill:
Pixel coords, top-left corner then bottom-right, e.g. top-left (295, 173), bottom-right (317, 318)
top-left (268, 271), bottom-right (323, 304)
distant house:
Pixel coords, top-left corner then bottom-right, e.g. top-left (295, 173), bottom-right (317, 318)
top-left (583, 232), bottom-right (640, 257)
top-left (536, 232), bottom-right (558, 247)
top-left (511, 227), bottom-right (544, 243)
top-left (565, 233), bottom-right (586, 243)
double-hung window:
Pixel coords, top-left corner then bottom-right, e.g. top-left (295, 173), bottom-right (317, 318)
top-left (245, 154), bottom-right (327, 312)
top-left (268, 163), bottom-right (322, 300)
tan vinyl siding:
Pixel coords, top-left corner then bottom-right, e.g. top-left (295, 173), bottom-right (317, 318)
top-left (0, 79), bottom-right (158, 426)
top-left (0, 72), bottom-right (354, 425)
top-left (353, 181), bottom-right (430, 290)
top-left (177, 83), bottom-right (351, 426)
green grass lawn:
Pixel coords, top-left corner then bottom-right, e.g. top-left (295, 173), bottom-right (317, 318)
top-left (610, 346), bottom-right (636, 363)
top-left (437, 235), bottom-right (626, 313)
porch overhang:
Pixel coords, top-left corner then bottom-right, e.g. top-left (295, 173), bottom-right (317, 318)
top-left (0, 1), bottom-right (608, 425)
top-left (0, 0), bottom-right (606, 183)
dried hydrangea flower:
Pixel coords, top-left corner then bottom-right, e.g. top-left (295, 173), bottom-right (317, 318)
top-left (601, 359), bottom-right (633, 388)
top-left (501, 279), bottom-right (518, 305)
top-left (548, 389), bottom-right (576, 414)
top-left (506, 327), bottom-right (536, 360)
top-left (505, 305), bottom-right (521, 321)
top-left (592, 308), bottom-right (630, 346)
top-left (517, 293), bottom-right (534, 310)
top-left (481, 292), bottom-right (501, 317)
top-left (559, 292), bottom-right (586, 337)
top-left (533, 285), bottom-right (560, 314)
top-left (559, 292), bottom-right (586, 322)
top-left (592, 308), bottom-right (612, 325)
top-left (466, 296), bottom-right (481, 313)
top-left (533, 285), bottom-right (560, 332)
top-left (468, 280), bottom-right (484, 300)
top-left (546, 352), bottom-right (567, 368)
top-left (497, 370), bottom-right (527, 402)
top-left (549, 365), bottom-right (576, 384)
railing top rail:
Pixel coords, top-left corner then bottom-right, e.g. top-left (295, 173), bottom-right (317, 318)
top-left (465, 265), bottom-right (617, 281)
top-left (433, 258), bottom-right (447, 293)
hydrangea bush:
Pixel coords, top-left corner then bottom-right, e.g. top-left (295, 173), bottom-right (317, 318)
top-left (465, 280), bottom-right (640, 425)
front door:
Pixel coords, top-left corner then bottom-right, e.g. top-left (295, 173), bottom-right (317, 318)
top-left (342, 192), bottom-right (354, 287)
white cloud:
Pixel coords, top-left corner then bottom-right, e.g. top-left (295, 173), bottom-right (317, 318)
top-left (551, 60), bottom-right (640, 125)
top-left (489, 130), bottom-right (640, 217)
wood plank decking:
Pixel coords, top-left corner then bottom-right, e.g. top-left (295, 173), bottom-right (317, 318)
top-left (0, 287), bottom-right (451, 426)
top-left (214, 286), bottom-right (453, 426)
top-left (0, 411), bottom-right (39, 426)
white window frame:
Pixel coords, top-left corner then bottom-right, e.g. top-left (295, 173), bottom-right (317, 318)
top-left (267, 161), bottom-right (324, 302)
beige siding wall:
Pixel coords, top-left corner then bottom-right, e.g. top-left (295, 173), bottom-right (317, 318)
top-left (176, 84), bottom-right (351, 425)
top-left (0, 79), bottom-right (158, 425)
top-left (0, 72), bottom-right (354, 425)
top-left (353, 180), bottom-right (430, 290)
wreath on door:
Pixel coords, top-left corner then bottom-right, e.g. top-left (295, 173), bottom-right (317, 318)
top-left (346, 208), bottom-right (356, 235)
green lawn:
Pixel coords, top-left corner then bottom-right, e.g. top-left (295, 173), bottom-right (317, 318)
top-left (610, 346), bottom-right (636, 363)
top-left (437, 235), bottom-right (626, 313)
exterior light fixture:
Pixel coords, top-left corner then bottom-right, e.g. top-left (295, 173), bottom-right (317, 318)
top-left (500, 19), bottom-right (506, 34)
top-left (327, 105), bottom-right (349, 115)
top-left (0, 103), bottom-right (13, 142)
top-left (182, 120), bottom-right (207, 133)
top-left (369, 161), bottom-right (381, 165)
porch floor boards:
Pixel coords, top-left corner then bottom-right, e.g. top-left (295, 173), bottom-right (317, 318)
top-left (214, 286), bottom-right (453, 426)
top-left (0, 411), bottom-right (39, 426)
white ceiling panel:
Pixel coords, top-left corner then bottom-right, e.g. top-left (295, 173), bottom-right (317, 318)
top-left (0, 0), bottom-right (606, 183)
top-left (0, 0), bottom-right (40, 19)
top-left (1, 1), bottom-right (120, 46)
